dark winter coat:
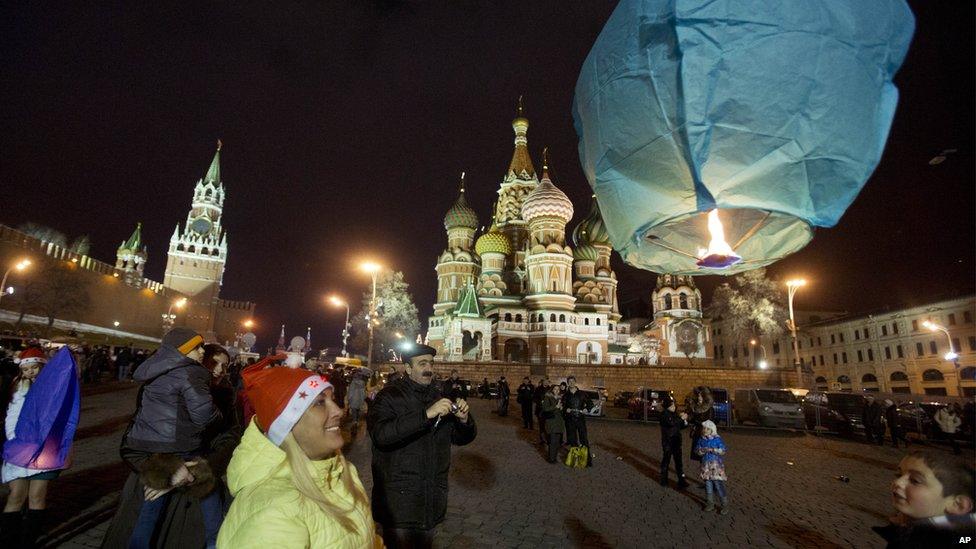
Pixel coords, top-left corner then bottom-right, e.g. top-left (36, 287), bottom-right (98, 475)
top-left (885, 404), bottom-right (900, 434)
top-left (368, 376), bottom-right (476, 530)
top-left (101, 373), bottom-right (243, 549)
top-left (498, 380), bottom-right (510, 400)
top-left (659, 410), bottom-right (687, 449)
top-left (542, 393), bottom-right (565, 434)
top-left (125, 345), bottom-right (218, 454)
top-left (442, 376), bottom-right (465, 401)
top-left (873, 513), bottom-right (976, 548)
top-left (863, 400), bottom-right (884, 429)
top-left (516, 383), bottom-right (534, 405)
top-left (562, 388), bottom-right (593, 419)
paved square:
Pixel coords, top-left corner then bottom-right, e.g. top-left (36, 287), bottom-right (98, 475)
top-left (5, 384), bottom-right (970, 548)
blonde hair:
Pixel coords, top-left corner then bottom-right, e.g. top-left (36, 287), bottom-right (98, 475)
top-left (279, 433), bottom-right (372, 536)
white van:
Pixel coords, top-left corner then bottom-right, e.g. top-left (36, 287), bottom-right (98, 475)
top-left (733, 388), bottom-right (804, 429)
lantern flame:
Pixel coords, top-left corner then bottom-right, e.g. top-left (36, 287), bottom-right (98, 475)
top-left (696, 209), bottom-right (742, 269)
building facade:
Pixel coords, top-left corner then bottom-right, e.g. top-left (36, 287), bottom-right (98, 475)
top-left (636, 274), bottom-right (711, 364)
top-left (426, 106), bottom-right (637, 364)
top-left (710, 295), bottom-right (976, 396)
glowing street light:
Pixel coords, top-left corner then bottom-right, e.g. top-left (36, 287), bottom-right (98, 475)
top-left (162, 297), bottom-right (189, 334)
top-left (785, 279), bottom-right (807, 382)
top-left (113, 321), bottom-right (120, 328)
top-left (0, 259), bottom-right (31, 305)
top-left (923, 319), bottom-right (962, 395)
top-left (328, 295), bottom-right (351, 357)
top-left (359, 261), bottom-right (384, 368)
top-left (243, 319), bottom-right (254, 329)
top-left (750, 339), bottom-right (768, 369)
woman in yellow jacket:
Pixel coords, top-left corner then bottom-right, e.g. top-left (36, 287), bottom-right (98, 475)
top-left (217, 356), bottom-right (381, 548)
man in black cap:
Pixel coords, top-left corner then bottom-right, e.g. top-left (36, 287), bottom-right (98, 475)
top-left (368, 344), bottom-right (477, 548)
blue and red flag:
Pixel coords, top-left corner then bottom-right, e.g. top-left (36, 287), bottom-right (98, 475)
top-left (3, 347), bottom-right (81, 470)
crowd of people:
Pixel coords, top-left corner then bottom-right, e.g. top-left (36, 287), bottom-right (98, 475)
top-left (862, 393), bottom-right (972, 454)
top-left (0, 336), bottom-right (973, 548)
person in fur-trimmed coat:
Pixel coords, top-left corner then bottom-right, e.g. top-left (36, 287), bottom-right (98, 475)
top-left (695, 420), bottom-right (729, 515)
top-left (685, 386), bottom-right (715, 462)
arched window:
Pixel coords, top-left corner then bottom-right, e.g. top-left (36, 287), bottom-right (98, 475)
top-left (596, 318), bottom-right (601, 325)
top-left (515, 314), bottom-right (523, 323)
top-left (922, 369), bottom-right (944, 381)
top-left (584, 318), bottom-right (590, 326)
top-left (890, 371), bottom-right (909, 382)
top-left (559, 314), bottom-right (566, 323)
top-left (815, 376), bottom-right (827, 383)
top-left (504, 313), bottom-right (512, 322)
top-left (837, 375), bottom-right (851, 384)
top-left (664, 294), bottom-right (673, 309)
top-left (861, 373), bottom-right (878, 383)
top-left (961, 367), bottom-right (976, 381)
top-left (679, 293), bottom-right (688, 309)
top-left (550, 313), bottom-right (556, 322)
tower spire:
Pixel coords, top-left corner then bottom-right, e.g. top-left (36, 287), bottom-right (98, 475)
top-left (276, 324), bottom-right (286, 351)
top-left (508, 96), bottom-right (535, 179)
top-left (460, 171), bottom-right (466, 193)
top-left (204, 141), bottom-right (221, 184)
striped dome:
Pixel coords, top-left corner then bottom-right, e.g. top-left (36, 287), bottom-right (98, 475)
top-left (444, 191), bottom-right (478, 231)
top-left (573, 243), bottom-right (600, 261)
top-left (572, 195), bottom-right (611, 246)
top-left (521, 170), bottom-right (574, 223)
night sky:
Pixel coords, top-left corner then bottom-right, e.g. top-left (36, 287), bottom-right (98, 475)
top-left (2, 1), bottom-right (973, 350)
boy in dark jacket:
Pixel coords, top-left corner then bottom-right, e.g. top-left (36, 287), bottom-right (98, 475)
top-left (119, 327), bottom-right (222, 548)
top-left (660, 396), bottom-right (690, 489)
top-left (873, 450), bottom-right (975, 548)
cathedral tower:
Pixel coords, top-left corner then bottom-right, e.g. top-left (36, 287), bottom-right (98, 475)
top-left (434, 173), bottom-right (481, 315)
top-left (163, 142), bottom-right (228, 335)
top-left (521, 149), bottom-right (575, 311)
top-left (494, 97), bottom-right (539, 280)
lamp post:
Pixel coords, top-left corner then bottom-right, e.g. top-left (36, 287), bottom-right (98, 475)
top-left (0, 259), bottom-right (31, 306)
top-left (360, 262), bottom-right (382, 369)
top-left (161, 297), bottom-right (188, 334)
top-left (923, 320), bottom-right (962, 396)
top-left (329, 296), bottom-right (351, 357)
top-left (750, 339), bottom-right (768, 369)
top-left (786, 279), bottom-right (806, 383)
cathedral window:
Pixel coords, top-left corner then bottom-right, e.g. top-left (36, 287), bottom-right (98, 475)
top-left (550, 314), bottom-right (556, 322)
top-left (596, 318), bottom-right (601, 325)
top-left (560, 314), bottom-right (566, 323)
top-left (664, 294), bottom-right (673, 309)
top-left (505, 313), bottom-right (512, 322)
top-left (584, 318), bottom-right (590, 326)
top-left (515, 314), bottom-right (522, 323)
top-left (679, 293), bottom-right (688, 309)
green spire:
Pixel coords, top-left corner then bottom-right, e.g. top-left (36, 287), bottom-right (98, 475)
top-left (122, 222), bottom-right (143, 251)
top-left (453, 281), bottom-right (482, 318)
top-left (204, 140), bottom-right (221, 184)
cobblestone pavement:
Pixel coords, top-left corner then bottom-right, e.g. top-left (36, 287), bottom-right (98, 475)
top-left (5, 383), bottom-right (972, 548)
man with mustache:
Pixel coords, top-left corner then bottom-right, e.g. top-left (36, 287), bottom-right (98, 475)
top-left (368, 344), bottom-right (477, 548)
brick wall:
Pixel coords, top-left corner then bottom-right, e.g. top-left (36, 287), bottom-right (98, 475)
top-left (375, 361), bottom-right (804, 400)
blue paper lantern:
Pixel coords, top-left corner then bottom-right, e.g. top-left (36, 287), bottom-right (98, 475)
top-left (573, 0), bottom-right (914, 274)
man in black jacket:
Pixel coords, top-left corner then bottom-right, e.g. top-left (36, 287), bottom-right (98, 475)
top-left (516, 377), bottom-right (535, 429)
top-left (369, 344), bottom-right (477, 548)
top-left (497, 376), bottom-right (511, 416)
top-left (562, 376), bottom-right (592, 463)
top-left (534, 378), bottom-right (549, 443)
top-left (862, 393), bottom-right (885, 445)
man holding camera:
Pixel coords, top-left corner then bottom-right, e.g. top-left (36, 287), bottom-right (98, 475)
top-left (368, 344), bottom-right (477, 548)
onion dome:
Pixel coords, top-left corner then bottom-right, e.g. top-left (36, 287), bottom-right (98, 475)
top-left (443, 172), bottom-right (479, 230)
top-left (573, 243), bottom-right (600, 262)
top-left (572, 194), bottom-right (611, 247)
top-left (521, 148), bottom-right (574, 223)
top-left (475, 218), bottom-right (512, 256)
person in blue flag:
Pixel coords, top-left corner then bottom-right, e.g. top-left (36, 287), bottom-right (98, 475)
top-left (1, 346), bottom-right (81, 547)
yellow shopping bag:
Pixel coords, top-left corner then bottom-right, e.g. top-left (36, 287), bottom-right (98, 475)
top-left (564, 446), bottom-right (589, 469)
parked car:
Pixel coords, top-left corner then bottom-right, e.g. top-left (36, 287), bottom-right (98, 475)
top-left (802, 391), bottom-right (866, 436)
top-left (577, 388), bottom-right (607, 417)
top-left (612, 391), bottom-right (634, 408)
top-left (627, 387), bottom-right (673, 420)
top-left (733, 388), bottom-right (804, 429)
top-left (893, 401), bottom-right (937, 438)
top-left (710, 388), bottom-right (731, 426)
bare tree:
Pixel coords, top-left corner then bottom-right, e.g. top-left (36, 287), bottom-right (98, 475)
top-left (12, 261), bottom-right (91, 336)
top-left (706, 268), bottom-right (787, 346)
top-left (17, 222), bottom-right (68, 247)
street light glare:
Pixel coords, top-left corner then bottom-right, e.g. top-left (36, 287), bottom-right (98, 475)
top-left (360, 261), bottom-right (382, 274)
top-left (945, 351), bottom-right (959, 361)
top-left (329, 295), bottom-right (345, 306)
top-left (786, 278), bottom-right (807, 287)
top-left (758, 360), bottom-right (768, 369)
top-left (16, 259), bottom-right (31, 271)
top-left (749, 339), bottom-right (757, 345)
top-left (243, 319), bottom-right (254, 328)
top-left (175, 297), bottom-right (188, 308)
top-left (921, 320), bottom-right (938, 331)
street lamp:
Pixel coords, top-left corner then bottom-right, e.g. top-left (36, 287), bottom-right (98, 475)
top-left (360, 261), bottom-right (382, 369)
top-left (0, 259), bottom-right (31, 305)
top-left (329, 295), bottom-right (351, 357)
top-left (243, 319), bottom-right (254, 329)
top-left (162, 297), bottom-right (188, 334)
top-left (785, 279), bottom-right (806, 381)
top-left (750, 339), bottom-right (768, 369)
top-left (113, 321), bottom-right (120, 328)
top-left (922, 320), bottom-right (962, 396)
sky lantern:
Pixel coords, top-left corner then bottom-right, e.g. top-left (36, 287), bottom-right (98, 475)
top-left (573, 0), bottom-right (915, 275)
